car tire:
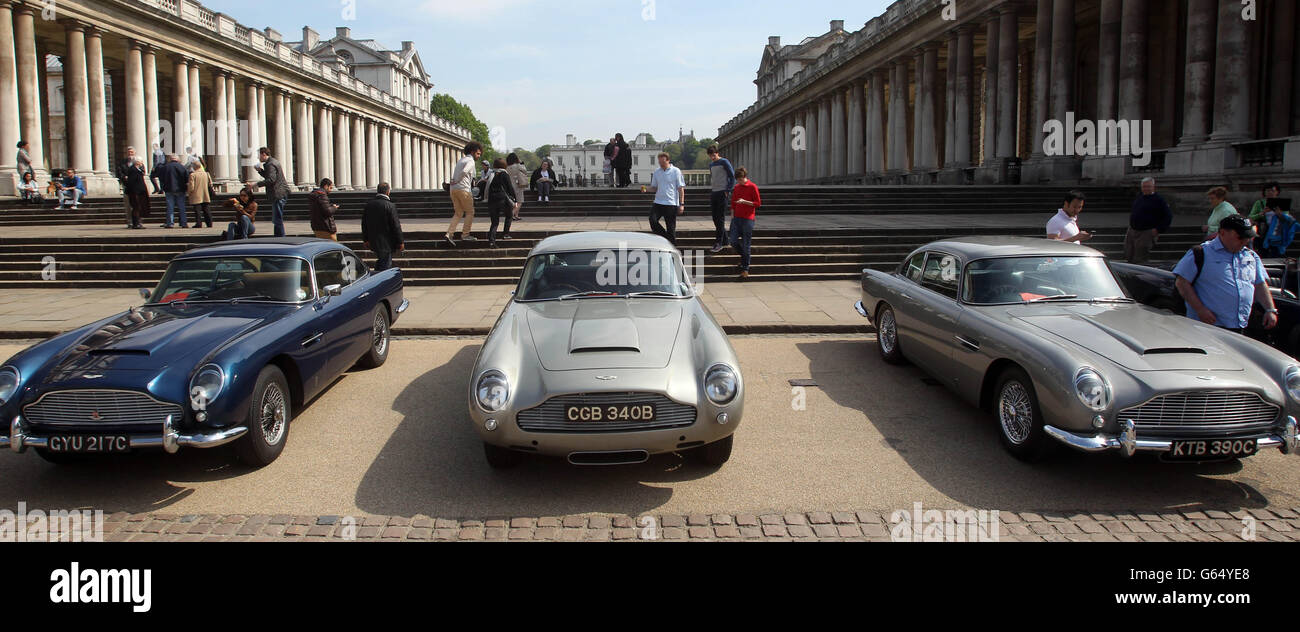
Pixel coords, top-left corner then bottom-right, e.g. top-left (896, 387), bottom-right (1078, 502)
top-left (876, 303), bottom-right (905, 365)
top-left (695, 434), bottom-right (734, 466)
top-left (994, 367), bottom-right (1053, 462)
top-left (483, 442), bottom-right (523, 469)
top-left (235, 365), bottom-right (292, 467)
top-left (356, 305), bottom-right (390, 369)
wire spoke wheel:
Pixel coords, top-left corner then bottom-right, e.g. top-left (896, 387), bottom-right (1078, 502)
top-left (372, 311), bottom-right (389, 357)
top-left (260, 383), bottom-right (287, 446)
top-left (998, 381), bottom-right (1033, 445)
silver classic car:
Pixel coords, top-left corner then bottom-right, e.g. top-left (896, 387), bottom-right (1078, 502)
top-left (467, 232), bottom-right (744, 468)
top-left (854, 236), bottom-right (1300, 462)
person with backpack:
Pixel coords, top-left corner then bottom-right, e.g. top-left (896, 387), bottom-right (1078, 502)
top-left (1173, 214), bottom-right (1277, 334)
top-left (505, 152), bottom-right (529, 221)
top-left (483, 158), bottom-right (519, 248)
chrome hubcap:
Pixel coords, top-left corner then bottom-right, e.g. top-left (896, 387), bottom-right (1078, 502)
top-left (999, 381), bottom-right (1032, 445)
top-left (879, 309), bottom-right (897, 354)
top-left (373, 312), bottom-right (388, 357)
top-left (260, 383), bottom-right (287, 446)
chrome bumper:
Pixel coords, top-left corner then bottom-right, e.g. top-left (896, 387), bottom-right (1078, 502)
top-left (395, 298), bottom-right (410, 314)
top-left (1044, 417), bottom-right (1299, 457)
top-left (854, 300), bottom-right (872, 326)
top-left (1, 415), bottom-right (247, 454)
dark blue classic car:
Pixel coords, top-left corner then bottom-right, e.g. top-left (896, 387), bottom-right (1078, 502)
top-left (0, 238), bottom-right (407, 466)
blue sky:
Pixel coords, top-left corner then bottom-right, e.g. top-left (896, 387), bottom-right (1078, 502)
top-left (206, 0), bottom-right (891, 151)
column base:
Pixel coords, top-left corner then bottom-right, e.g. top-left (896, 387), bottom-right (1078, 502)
top-left (1019, 157), bottom-right (1081, 184)
top-left (1080, 155), bottom-right (1130, 184)
top-left (938, 167), bottom-right (972, 185)
top-left (82, 174), bottom-right (121, 197)
top-left (1163, 144), bottom-right (1233, 177)
top-left (0, 171), bottom-right (18, 196)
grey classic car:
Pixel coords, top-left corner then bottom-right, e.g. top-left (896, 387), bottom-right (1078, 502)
top-left (467, 232), bottom-right (744, 468)
top-left (854, 236), bottom-right (1300, 462)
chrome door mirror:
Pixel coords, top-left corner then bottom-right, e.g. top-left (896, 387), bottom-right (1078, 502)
top-left (138, 288), bottom-right (151, 299)
top-left (324, 284), bottom-right (342, 297)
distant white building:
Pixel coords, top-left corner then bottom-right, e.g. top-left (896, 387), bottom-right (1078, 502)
top-left (547, 133), bottom-right (666, 186)
top-left (294, 27), bottom-right (432, 113)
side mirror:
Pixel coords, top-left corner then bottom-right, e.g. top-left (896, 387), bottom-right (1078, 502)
top-left (324, 284), bottom-right (342, 297)
top-left (139, 288), bottom-right (151, 299)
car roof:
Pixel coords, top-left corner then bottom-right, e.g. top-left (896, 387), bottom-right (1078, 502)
top-left (529, 231), bottom-right (676, 256)
top-left (915, 235), bottom-right (1105, 261)
top-left (177, 237), bottom-right (348, 260)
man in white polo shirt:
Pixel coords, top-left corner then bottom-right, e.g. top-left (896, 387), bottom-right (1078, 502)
top-left (646, 152), bottom-right (686, 246)
top-left (1046, 190), bottom-right (1092, 242)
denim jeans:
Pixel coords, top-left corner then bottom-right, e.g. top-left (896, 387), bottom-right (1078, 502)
top-left (164, 192), bottom-right (188, 227)
top-left (729, 217), bottom-right (755, 270)
top-left (271, 196), bottom-right (287, 237)
top-left (59, 188), bottom-right (82, 206)
top-left (709, 191), bottom-right (731, 245)
top-left (226, 215), bottom-right (254, 240)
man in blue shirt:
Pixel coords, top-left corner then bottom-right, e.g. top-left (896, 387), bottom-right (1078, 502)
top-left (646, 152), bottom-right (685, 246)
top-left (1173, 215), bottom-right (1278, 333)
top-left (57, 168), bottom-right (86, 208)
top-left (706, 145), bottom-right (736, 253)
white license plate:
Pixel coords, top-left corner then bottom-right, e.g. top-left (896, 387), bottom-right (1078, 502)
top-left (1166, 438), bottom-right (1257, 461)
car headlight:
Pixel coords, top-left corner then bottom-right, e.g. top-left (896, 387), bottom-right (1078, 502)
top-left (704, 364), bottom-right (739, 405)
top-left (0, 366), bottom-right (19, 406)
top-left (476, 370), bottom-right (509, 412)
top-left (1285, 366), bottom-right (1300, 404)
top-left (188, 364), bottom-right (225, 411)
top-left (1074, 368), bottom-right (1111, 412)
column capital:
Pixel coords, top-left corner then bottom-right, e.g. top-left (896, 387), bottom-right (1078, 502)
top-left (11, 2), bottom-right (35, 17)
top-left (922, 41), bottom-right (942, 53)
top-left (58, 18), bottom-right (91, 33)
top-left (996, 3), bottom-right (1019, 16)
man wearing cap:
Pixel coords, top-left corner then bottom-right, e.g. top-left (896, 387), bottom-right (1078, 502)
top-left (1173, 214), bottom-right (1278, 334)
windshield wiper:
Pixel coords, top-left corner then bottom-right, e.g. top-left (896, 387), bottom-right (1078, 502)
top-left (1024, 294), bottom-right (1078, 303)
top-left (625, 291), bottom-right (681, 298)
top-left (228, 294), bottom-right (281, 303)
top-left (1088, 296), bottom-right (1135, 303)
top-left (558, 291), bottom-right (619, 300)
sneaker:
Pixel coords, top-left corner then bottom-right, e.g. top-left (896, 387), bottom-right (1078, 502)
top-left (461, 235), bottom-right (478, 242)
top-left (489, 241), bottom-right (498, 249)
top-left (444, 233), bottom-right (456, 247)
top-left (738, 270), bottom-right (749, 279)
top-left (709, 244), bottom-right (724, 254)
top-left (501, 234), bottom-right (512, 240)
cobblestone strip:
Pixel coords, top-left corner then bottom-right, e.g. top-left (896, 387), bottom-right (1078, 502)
top-left (86, 508), bottom-right (1300, 542)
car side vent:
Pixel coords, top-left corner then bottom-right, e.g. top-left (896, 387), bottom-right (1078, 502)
top-left (1142, 348), bottom-right (1207, 355)
top-left (570, 347), bottom-right (639, 354)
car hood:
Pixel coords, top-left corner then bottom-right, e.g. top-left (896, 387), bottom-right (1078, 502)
top-left (524, 299), bottom-right (684, 370)
top-left (47, 303), bottom-right (289, 378)
top-left (1010, 304), bottom-right (1244, 372)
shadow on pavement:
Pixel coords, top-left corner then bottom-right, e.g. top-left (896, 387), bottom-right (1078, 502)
top-left (354, 344), bottom-right (719, 518)
top-left (797, 338), bottom-right (1284, 513)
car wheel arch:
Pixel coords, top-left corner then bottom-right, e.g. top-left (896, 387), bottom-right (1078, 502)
top-left (980, 358), bottom-right (1028, 412)
top-left (267, 354), bottom-right (304, 411)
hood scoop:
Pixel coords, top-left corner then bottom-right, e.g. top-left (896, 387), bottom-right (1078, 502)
top-left (1142, 347), bottom-right (1207, 355)
top-left (568, 302), bottom-right (641, 354)
top-left (571, 346), bottom-right (640, 354)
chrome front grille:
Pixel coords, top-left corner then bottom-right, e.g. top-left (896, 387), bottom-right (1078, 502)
top-left (516, 393), bottom-right (697, 433)
top-left (23, 390), bottom-right (183, 427)
top-left (1120, 391), bottom-right (1280, 436)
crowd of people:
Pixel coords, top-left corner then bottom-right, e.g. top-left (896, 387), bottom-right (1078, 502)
top-left (1045, 177), bottom-right (1292, 337)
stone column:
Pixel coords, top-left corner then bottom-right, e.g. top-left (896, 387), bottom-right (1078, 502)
top-left (982, 18), bottom-right (999, 167)
top-left (277, 91), bottom-right (293, 186)
top-left (1268, 0), bottom-right (1295, 137)
top-left (367, 120), bottom-right (379, 188)
top-left (379, 124), bottom-right (391, 186)
top-left (818, 96), bottom-right (831, 177)
top-left (257, 86), bottom-right (267, 161)
top-left (831, 88), bottom-right (847, 177)
top-left (0, 1), bottom-right (19, 180)
top-left (996, 7), bottom-right (1019, 159)
top-left (352, 114), bottom-right (365, 191)
top-left (1049, 0), bottom-right (1075, 130)
top-left (1209, 0), bottom-right (1249, 143)
top-left (15, 5), bottom-right (44, 172)
top-left (85, 27), bottom-right (108, 177)
top-left (944, 33), bottom-right (957, 167)
top-left (921, 44), bottom-right (940, 169)
top-left (295, 97), bottom-right (313, 187)
top-left (1030, 0), bottom-right (1052, 157)
top-left (123, 41), bottom-right (147, 162)
top-left (316, 104), bottom-right (331, 183)
top-left (776, 123), bottom-right (786, 182)
top-left (1118, 0), bottom-right (1147, 124)
top-left (867, 70), bottom-right (886, 173)
top-left (335, 109), bottom-right (351, 189)
top-left (142, 47), bottom-right (159, 156)
top-left (225, 74), bottom-right (237, 186)
top-left (62, 22), bottom-right (92, 173)
top-left (211, 69), bottom-right (229, 183)
top-left (187, 61), bottom-right (201, 156)
top-left (406, 133), bottom-right (414, 187)
top-left (954, 28), bottom-right (974, 167)
top-left (172, 58), bottom-right (189, 155)
top-left (245, 82), bottom-right (260, 182)
top-left (1096, 0), bottom-right (1121, 121)
top-left (847, 81), bottom-right (864, 175)
top-left (270, 90), bottom-right (286, 180)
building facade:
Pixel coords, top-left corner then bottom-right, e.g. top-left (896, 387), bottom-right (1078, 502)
top-left (0, 0), bottom-right (470, 196)
top-left (718, 0), bottom-right (1300, 190)
top-left (548, 134), bottom-right (665, 186)
top-left (295, 26), bottom-right (432, 114)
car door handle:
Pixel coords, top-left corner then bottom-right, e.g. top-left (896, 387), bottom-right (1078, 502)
top-left (899, 292), bottom-right (911, 300)
top-left (359, 291), bottom-right (370, 299)
top-left (301, 333), bottom-right (323, 348)
top-left (954, 335), bottom-right (980, 351)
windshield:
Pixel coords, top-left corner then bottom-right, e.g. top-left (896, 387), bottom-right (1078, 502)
top-left (148, 256), bottom-right (313, 303)
top-left (516, 249), bottom-right (691, 300)
top-left (963, 256), bottom-right (1128, 304)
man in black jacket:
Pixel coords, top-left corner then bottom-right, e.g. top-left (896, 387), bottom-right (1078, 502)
top-left (308, 178), bottom-right (338, 240)
top-left (252, 147), bottom-right (290, 237)
top-left (156, 154), bottom-right (190, 228)
top-left (362, 182), bottom-right (404, 271)
top-left (116, 146), bottom-right (139, 228)
top-left (613, 133), bottom-right (632, 187)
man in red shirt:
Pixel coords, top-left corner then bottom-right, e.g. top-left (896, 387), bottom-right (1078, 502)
top-left (728, 166), bottom-right (761, 279)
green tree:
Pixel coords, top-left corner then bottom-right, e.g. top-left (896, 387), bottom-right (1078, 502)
top-left (583, 139), bottom-right (603, 146)
top-left (638, 133), bottom-right (657, 144)
top-left (535, 144), bottom-right (552, 158)
top-left (430, 93), bottom-right (500, 164)
top-left (511, 148), bottom-right (541, 171)
top-left (690, 148), bottom-right (710, 169)
top-left (663, 143), bottom-right (683, 165)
